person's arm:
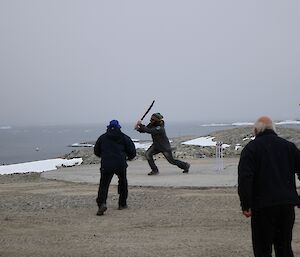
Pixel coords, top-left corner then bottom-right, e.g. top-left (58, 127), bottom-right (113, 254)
top-left (294, 144), bottom-right (300, 179)
top-left (238, 144), bottom-right (256, 217)
top-left (94, 137), bottom-right (102, 157)
top-left (135, 121), bottom-right (147, 133)
top-left (293, 144), bottom-right (300, 208)
top-left (138, 125), bottom-right (163, 135)
top-left (134, 120), bottom-right (142, 130)
top-left (125, 136), bottom-right (136, 160)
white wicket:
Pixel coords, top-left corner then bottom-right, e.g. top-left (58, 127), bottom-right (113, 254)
top-left (215, 141), bottom-right (224, 171)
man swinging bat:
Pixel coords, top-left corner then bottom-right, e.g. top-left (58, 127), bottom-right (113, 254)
top-left (135, 104), bottom-right (190, 175)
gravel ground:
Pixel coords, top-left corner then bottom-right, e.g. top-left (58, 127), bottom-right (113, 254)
top-left (1, 173), bottom-right (300, 257)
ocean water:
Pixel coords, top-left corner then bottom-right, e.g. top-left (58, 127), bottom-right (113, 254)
top-left (1, 122), bottom-right (299, 165)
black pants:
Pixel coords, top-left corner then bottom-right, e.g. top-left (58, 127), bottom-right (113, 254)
top-left (251, 205), bottom-right (295, 257)
top-left (145, 145), bottom-right (188, 172)
top-left (96, 168), bottom-right (128, 207)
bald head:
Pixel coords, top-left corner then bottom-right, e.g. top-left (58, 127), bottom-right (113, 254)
top-left (254, 116), bottom-right (276, 136)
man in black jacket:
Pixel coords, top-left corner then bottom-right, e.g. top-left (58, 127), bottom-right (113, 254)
top-left (135, 113), bottom-right (190, 175)
top-left (94, 120), bottom-right (136, 216)
top-left (238, 116), bottom-right (300, 257)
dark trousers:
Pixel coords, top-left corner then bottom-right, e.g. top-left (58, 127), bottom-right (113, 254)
top-left (251, 205), bottom-right (295, 257)
top-left (96, 168), bottom-right (128, 207)
top-left (145, 145), bottom-right (188, 172)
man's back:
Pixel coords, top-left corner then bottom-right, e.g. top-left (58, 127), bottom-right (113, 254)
top-left (238, 129), bottom-right (300, 210)
top-left (94, 127), bottom-right (136, 170)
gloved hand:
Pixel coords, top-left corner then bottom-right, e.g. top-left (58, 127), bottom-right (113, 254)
top-left (134, 120), bottom-right (142, 130)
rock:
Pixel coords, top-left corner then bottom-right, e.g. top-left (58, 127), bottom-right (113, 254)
top-left (63, 126), bottom-right (300, 163)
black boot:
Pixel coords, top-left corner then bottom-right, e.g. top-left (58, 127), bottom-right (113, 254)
top-left (96, 204), bottom-right (107, 216)
top-left (148, 170), bottom-right (159, 175)
top-left (183, 163), bottom-right (190, 173)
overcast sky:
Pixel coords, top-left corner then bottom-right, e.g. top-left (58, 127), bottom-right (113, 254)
top-left (1, 0), bottom-right (299, 126)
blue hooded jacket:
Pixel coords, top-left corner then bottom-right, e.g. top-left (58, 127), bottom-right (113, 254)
top-left (94, 127), bottom-right (136, 171)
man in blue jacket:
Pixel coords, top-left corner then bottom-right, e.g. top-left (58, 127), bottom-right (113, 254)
top-left (135, 113), bottom-right (190, 175)
top-left (94, 120), bottom-right (136, 216)
top-left (238, 116), bottom-right (300, 257)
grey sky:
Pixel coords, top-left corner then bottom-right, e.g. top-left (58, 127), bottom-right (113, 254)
top-left (1, 0), bottom-right (299, 126)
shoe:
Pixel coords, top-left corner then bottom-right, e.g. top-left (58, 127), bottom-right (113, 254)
top-left (148, 170), bottom-right (159, 176)
top-left (96, 204), bottom-right (107, 216)
top-left (183, 163), bottom-right (190, 173)
top-left (118, 204), bottom-right (128, 210)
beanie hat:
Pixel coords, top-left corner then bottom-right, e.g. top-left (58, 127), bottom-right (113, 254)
top-left (151, 113), bottom-right (164, 122)
top-left (107, 119), bottom-right (121, 129)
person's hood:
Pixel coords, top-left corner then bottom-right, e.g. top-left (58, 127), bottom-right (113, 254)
top-left (106, 127), bottom-right (124, 142)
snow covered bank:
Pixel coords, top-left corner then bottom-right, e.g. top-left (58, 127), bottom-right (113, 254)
top-left (0, 158), bottom-right (83, 175)
top-left (182, 137), bottom-right (230, 148)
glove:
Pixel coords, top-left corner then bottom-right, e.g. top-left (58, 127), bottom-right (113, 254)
top-left (134, 120), bottom-right (142, 130)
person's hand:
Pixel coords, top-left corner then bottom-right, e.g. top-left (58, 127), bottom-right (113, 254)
top-left (242, 209), bottom-right (252, 218)
top-left (134, 120), bottom-right (142, 130)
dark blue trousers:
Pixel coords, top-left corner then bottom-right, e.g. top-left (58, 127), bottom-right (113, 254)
top-left (96, 168), bottom-right (128, 207)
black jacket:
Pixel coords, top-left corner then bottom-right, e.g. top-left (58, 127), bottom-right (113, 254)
top-left (137, 121), bottom-right (171, 152)
top-left (94, 127), bottom-right (136, 171)
top-left (238, 129), bottom-right (300, 211)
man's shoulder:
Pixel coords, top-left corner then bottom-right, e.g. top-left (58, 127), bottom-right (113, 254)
top-left (276, 134), bottom-right (293, 143)
top-left (146, 124), bottom-right (164, 132)
top-left (98, 133), bottom-right (107, 139)
top-left (264, 133), bottom-right (294, 144)
top-left (241, 137), bottom-right (262, 155)
top-left (121, 133), bottom-right (134, 142)
top-left (256, 133), bottom-right (296, 148)
top-left (96, 132), bottom-right (112, 142)
top-left (243, 139), bottom-right (256, 152)
top-left (276, 136), bottom-right (299, 150)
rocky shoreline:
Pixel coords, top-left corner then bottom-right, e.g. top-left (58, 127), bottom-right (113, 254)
top-left (63, 126), bottom-right (300, 165)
